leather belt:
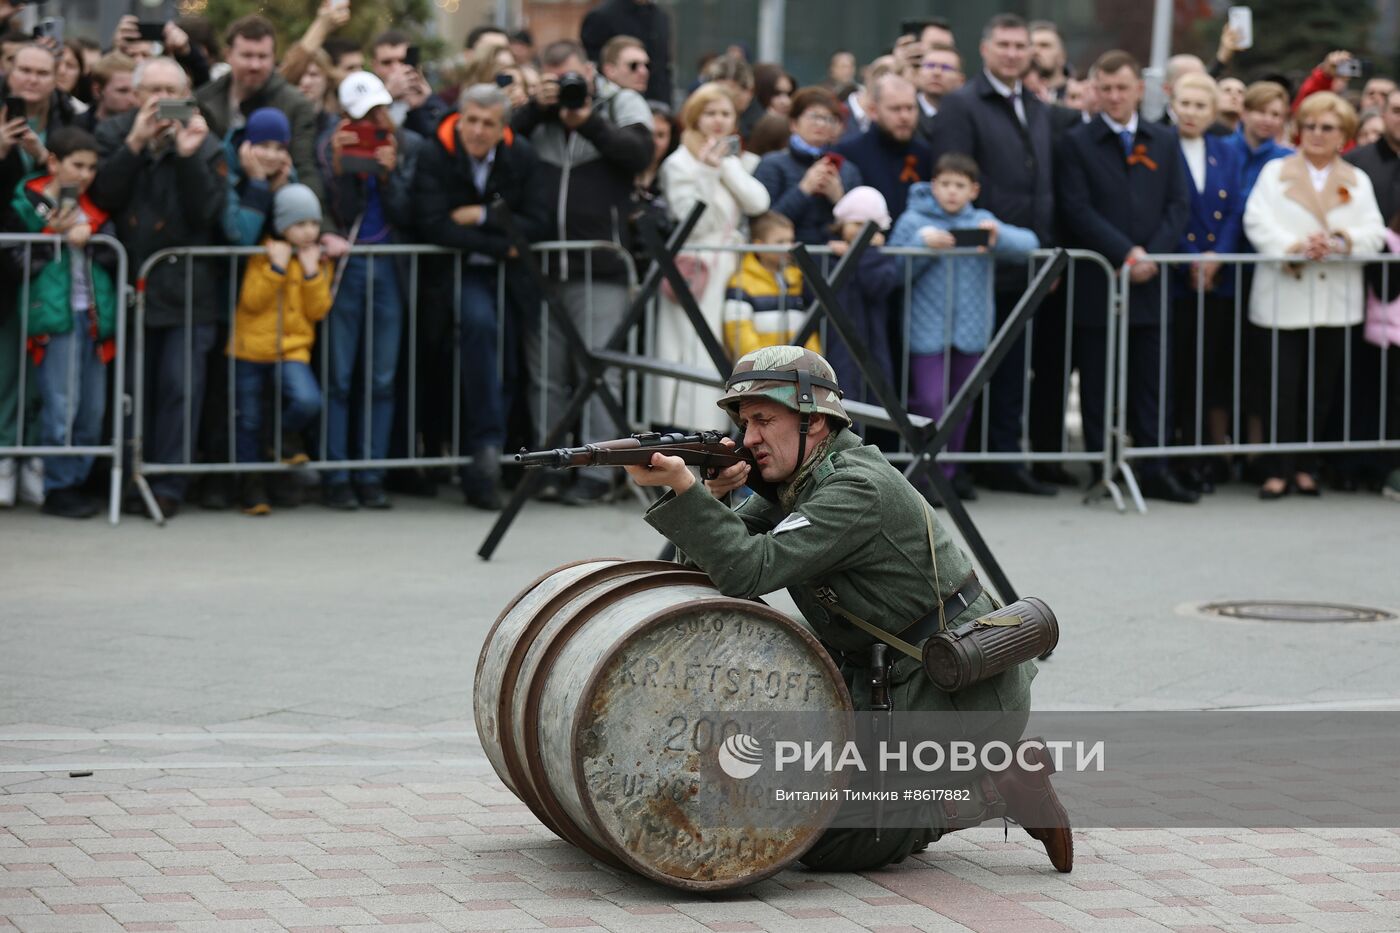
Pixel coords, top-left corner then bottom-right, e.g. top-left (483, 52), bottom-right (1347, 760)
top-left (896, 571), bottom-right (983, 643)
top-left (822, 571), bottom-right (984, 668)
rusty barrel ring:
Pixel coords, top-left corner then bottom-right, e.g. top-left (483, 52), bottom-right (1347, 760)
top-left (518, 567), bottom-right (715, 869)
top-left (491, 560), bottom-right (677, 858)
top-left (570, 596), bottom-right (854, 891)
top-left (474, 556), bottom-right (607, 690)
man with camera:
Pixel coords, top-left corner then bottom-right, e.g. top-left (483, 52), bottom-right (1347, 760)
top-left (511, 39), bottom-right (653, 504)
top-left (194, 14), bottom-right (320, 198)
top-left (89, 57), bottom-right (226, 518)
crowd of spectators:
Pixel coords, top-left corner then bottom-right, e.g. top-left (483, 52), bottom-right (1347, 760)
top-left (1, 1), bottom-right (1398, 521)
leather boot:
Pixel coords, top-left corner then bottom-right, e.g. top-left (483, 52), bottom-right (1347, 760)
top-left (990, 738), bottom-right (1073, 873)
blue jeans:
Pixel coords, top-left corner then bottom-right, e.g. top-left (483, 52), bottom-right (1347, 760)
top-left (36, 311), bottom-right (107, 491)
top-left (325, 255), bottom-right (401, 485)
top-left (233, 360), bottom-right (321, 465)
top-left (459, 266), bottom-right (505, 454)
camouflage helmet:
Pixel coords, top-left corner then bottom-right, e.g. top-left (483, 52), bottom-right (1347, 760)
top-left (717, 346), bottom-right (850, 427)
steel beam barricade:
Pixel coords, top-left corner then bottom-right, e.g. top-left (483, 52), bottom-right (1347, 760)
top-left (0, 233), bottom-right (130, 524)
top-left (657, 242), bottom-right (1123, 503)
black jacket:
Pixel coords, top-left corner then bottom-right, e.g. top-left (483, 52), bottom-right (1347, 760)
top-left (581, 0), bottom-right (673, 105)
top-left (510, 78), bottom-right (653, 280)
top-left (411, 116), bottom-right (550, 257)
top-left (314, 122), bottom-right (421, 241)
top-left (1055, 115), bottom-right (1191, 327)
top-left (1345, 138), bottom-right (1400, 299)
top-left (928, 72), bottom-right (1055, 244)
top-left (88, 111), bottom-right (228, 328)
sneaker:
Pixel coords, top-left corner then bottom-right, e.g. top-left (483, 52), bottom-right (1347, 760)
top-left (41, 486), bottom-right (98, 519)
top-left (0, 458), bottom-right (15, 507)
top-left (1384, 469), bottom-right (1400, 503)
top-left (240, 474), bottom-right (271, 516)
top-left (355, 483), bottom-right (391, 509)
top-left (18, 458), bottom-right (43, 506)
top-left (322, 482), bottom-right (358, 510)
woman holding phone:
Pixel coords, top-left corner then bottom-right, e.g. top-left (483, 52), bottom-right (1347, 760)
top-left (651, 82), bottom-right (770, 430)
top-left (753, 86), bottom-right (862, 244)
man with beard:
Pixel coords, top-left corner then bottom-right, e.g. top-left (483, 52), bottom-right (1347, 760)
top-left (835, 73), bottom-right (931, 224)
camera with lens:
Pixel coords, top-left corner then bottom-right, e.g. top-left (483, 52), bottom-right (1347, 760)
top-left (557, 71), bottom-right (590, 110)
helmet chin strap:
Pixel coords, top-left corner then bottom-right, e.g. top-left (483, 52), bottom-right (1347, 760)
top-left (796, 412), bottom-right (810, 471)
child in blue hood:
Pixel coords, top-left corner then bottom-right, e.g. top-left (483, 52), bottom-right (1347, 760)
top-left (888, 153), bottom-right (1038, 481)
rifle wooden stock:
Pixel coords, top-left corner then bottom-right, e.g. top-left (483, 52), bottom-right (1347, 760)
top-left (516, 432), bottom-right (778, 501)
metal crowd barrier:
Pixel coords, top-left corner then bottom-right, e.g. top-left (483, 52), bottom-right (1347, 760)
top-left (0, 233), bottom-right (129, 524)
top-left (661, 242), bottom-right (1122, 500)
top-left (128, 240), bottom-right (637, 523)
top-left (1119, 252), bottom-right (1400, 511)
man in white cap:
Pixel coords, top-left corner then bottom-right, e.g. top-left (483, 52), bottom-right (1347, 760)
top-left (314, 70), bottom-right (422, 511)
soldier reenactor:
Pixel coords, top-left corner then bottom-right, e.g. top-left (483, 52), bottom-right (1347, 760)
top-left (622, 345), bottom-right (1072, 872)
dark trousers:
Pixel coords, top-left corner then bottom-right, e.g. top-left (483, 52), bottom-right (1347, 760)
top-left (131, 323), bottom-right (217, 499)
top-left (1029, 280), bottom-right (1071, 454)
top-left (1252, 326), bottom-right (1346, 479)
top-left (984, 287), bottom-right (1030, 465)
top-left (1076, 323), bottom-right (1169, 474)
top-left (1171, 294), bottom-right (1237, 447)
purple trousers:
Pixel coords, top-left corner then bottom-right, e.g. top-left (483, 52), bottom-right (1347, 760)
top-left (909, 350), bottom-right (980, 479)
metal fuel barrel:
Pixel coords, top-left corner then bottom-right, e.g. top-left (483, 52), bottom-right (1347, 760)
top-left (474, 559), bottom-right (852, 890)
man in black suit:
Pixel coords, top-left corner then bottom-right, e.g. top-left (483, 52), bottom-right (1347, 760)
top-left (413, 83), bottom-right (550, 510)
top-left (927, 12), bottom-right (1059, 496)
top-left (1056, 50), bottom-right (1195, 503)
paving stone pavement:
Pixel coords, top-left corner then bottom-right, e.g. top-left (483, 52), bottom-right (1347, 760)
top-left (4, 483), bottom-right (1399, 931)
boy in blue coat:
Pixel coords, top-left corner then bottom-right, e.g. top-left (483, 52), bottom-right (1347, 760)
top-left (888, 154), bottom-right (1038, 491)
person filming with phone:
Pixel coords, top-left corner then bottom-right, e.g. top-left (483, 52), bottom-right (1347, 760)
top-left (510, 38), bottom-right (654, 505)
top-left (650, 82), bottom-right (770, 431)
top-left (0, 44), bottom-right (81, 176)
top-left (88, 56), bottom-right (225, 518)
top-left (754, 86), bottom-right (863, 244)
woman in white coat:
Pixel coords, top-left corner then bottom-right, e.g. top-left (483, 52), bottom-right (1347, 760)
top-left (1242, 91), bottom-right (1385, 499)
top-left (650, 82), bottom-right (771, 430)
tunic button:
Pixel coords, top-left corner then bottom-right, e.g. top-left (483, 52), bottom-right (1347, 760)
top-left (1206, 234), bottom-right (1216, 242)
top-left (1213, 210), bottom-right (1223, 220)
top-left (1187, 233), bottom-right (1196, 242)
top-left (1219, 189), bottom-right (1228, 198)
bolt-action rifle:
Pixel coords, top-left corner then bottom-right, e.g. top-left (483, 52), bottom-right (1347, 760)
top-left (516, 431), bottom-right (778, 500)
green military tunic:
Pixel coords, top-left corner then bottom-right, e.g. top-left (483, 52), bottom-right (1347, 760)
top-left (645, 428), bottom-right (1035, 870)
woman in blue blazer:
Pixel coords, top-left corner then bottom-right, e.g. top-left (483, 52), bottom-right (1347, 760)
top-left (1171, 73), bottom-right (1245, 493)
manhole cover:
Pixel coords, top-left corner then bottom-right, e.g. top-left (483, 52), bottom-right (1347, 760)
top-left (1198, 600), bottom-right (1397, 623)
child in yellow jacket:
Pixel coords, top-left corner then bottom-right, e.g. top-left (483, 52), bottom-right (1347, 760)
top-left (229, 184), bottom-right (331, 515)
top-left (721, 211), bottom-right (821, 358)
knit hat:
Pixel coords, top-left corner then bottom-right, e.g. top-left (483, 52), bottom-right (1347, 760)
top-left (339, 70), bottom-right (394, 120)
top-left (832, 186), bottom-right (892, 231)
top-left (245, 107), bottom-right (291, 146)
top-left (272, 183), bottom-right (322, 235)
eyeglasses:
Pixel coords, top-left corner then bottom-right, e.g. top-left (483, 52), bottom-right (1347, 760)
top-left (802, 112), bottom-right (839, 126)
top-left (922, 62), bottom-right (959, 73)
top-left (1301, 122), bottom-right (1341, 134)
top-left (627, 59), bottom-right (650, 72)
